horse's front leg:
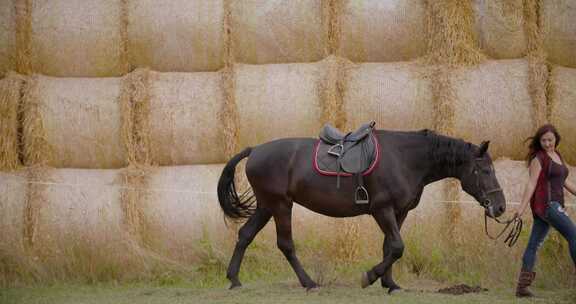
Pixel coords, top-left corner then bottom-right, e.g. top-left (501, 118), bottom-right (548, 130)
top-left (362, 206), bottom-right (404, 291)
top-left (380, 212), bottom-right (407, 293)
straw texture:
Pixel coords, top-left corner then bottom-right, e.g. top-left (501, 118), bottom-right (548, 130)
top-left (234, 61), bottom-right (324, 147)
top-left (127, 0), bottom-right (225, 72)
top-left (549, 66), bottom-right (576, 165)
top-left (0, 73), bottom-right (23, 171)
top-left (451, 59), bottom-right (533, 160)
top-left (0, 1), bottom-right (16, 76)
top-left (148, 71), bottom-right (226, 165)
top-left (30, 0), bottom-right (127, 76)
top-left (24, 75), bottom-right (126, 168)
top-left (541, 0), bottom-right (576, 68)
top-left (339, 0), bottom-right (427, 62)
top-left (343, 61), bottom-right (434, 131)
top-left (472, 0), bottom-right (526, 59)
top-left (230, 0), bottom-right (328, 64)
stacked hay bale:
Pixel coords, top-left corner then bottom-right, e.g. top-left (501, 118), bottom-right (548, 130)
top-left (338, 0), bottom-right (427, 62)
top-left (0, 73), bottom-right (23, 171)
top-left (229, 0), bottom-right (328, 64)
top-left (549, 66), bottom-right (576, 164)
top-left (1, 0), bottom-right (575, 284)
top-left (0, 1), bottom-right (16, 76)
top-left (127, 0), bottom-right (225, 72)
top-left (21, 75), bottom-right (127, 168)
top-left (27, 0), bottom-right (128, 76)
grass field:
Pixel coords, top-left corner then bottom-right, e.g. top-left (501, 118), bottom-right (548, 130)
top-left (1, 278), bottom-right (574, 304)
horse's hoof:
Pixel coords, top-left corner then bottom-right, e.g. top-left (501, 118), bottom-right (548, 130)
top-left (229, 282), bottom-right (242, 290)
top-left (388, 286), bottom-right (403, 295)
top-left (361, 272), bottom-right (371, 288)
top-left (306, 286), bottom-right (320, 293)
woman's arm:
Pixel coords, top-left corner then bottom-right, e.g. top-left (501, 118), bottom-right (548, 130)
top-left (564, 175), bottom-right (576, 196)
top-left (514, 158), bottom-right (541, 218)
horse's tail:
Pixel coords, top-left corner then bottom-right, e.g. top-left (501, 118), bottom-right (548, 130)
top-left (217, 147), bottom-right (256, 221)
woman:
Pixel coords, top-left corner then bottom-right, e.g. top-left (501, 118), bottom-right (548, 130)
top-left (513, 124), bottom-right (576, 297)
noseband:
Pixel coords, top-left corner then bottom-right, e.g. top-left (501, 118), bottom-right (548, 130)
top-left (473, 161), bottom-right (522, 247)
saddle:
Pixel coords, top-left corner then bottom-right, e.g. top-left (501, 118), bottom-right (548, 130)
top-left (314, 121), bottom-right (379, 205)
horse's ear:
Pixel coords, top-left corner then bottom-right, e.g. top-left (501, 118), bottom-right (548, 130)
top-left (478, 141), bottom-right (490, 157)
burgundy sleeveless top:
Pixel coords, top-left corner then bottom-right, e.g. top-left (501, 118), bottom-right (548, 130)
top-left (530, 151), bottom-right (569, 217)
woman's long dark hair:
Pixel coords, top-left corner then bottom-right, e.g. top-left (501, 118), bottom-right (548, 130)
top-left (525, 124), bottom-right (561, 166)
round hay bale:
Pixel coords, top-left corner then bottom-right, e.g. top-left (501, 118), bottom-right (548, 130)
top-left (549, 66), bottom-right (576, 165)
top-left (235, 61), bottom-right (324, 147)
top-left (30, 0), bottom-right (126, 76)
top-left (26, 75), bottom-right (126, 168)
top-left (143, 165), bottom-right (225, 259)
top-left (148, 71), bottom-right (226, 165)
top-left (0, 73), bottom-right (23, 171)
top-left (451, 59), bottom-right (533, 160)
top-left (0, 171), bottom-right (27, 252)
top-left (541, 0), bottom-right (576, 68)
top-left (339, 0), bottom-right (426, 62)
top-left (230, 0), bottom-right (327, 64)
top-left (35, 169), bottom-right (124, 249)
top-left (472, 0), bottom-right (526, 59)
top-left (0, 1), bottom-right (16, 75)
top-left (343, 62), bottom-right (434, 131)
top-left (128, 0), bottom-right (224, 72)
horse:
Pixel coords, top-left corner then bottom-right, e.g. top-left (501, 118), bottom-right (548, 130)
top-left (217, 128), bottom-right (506, 293)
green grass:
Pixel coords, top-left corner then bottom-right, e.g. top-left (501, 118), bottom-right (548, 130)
top-left (1, 279), bottom-right (574, 304)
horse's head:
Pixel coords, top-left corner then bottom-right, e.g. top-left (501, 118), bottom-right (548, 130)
top-left (460, 141), bottom-right (506, 218)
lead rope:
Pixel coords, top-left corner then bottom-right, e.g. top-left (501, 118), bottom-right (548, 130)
top-left (484, 213), bottom-right (523, 247)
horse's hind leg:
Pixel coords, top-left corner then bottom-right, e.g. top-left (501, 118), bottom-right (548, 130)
top-left (226, 208), bottom-right (272, 289)
top-left (272, 201), bottom-right (318, 289)
top-left (362, 206), bottom-right (404, 292)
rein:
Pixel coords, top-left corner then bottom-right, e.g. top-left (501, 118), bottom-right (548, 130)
top-left (484, 212), bottom-right (523, 247)
top-left (475, 164), bottom-right (523, 247)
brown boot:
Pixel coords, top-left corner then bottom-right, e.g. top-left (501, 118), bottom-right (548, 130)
top-left (516, 271), bottom-right (536, 297)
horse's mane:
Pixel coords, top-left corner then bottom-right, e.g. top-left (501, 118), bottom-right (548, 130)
top-left (425, 130), bottom-right (473, 175)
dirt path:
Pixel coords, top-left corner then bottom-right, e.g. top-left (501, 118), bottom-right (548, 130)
top-left (1, 280), bottom-right (574, 304)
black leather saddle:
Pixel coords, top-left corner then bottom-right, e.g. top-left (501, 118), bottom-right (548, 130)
top-left (315, 121), bottom-right (378, 205)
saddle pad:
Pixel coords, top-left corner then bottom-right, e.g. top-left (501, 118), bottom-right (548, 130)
top-left (313, 133), bottom-right (380, 176)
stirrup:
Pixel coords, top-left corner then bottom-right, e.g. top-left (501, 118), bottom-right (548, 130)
top-left (355, 186), bottom-right (369, 204)
top-left (328, 144), bottom-right (344, 157)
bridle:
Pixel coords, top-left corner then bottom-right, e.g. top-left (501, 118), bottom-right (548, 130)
top-left (472, 160), bottom-right (523, 247)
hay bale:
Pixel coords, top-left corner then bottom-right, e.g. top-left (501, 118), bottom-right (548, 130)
top-left (235, 61), bottom-right (325, 147)
top-left (35, 169), bottom-right (124, 248)
top-left (0, 73), bottom-right (23, 171)
top-left (30, 0), bottom-right (127, 76)
top-left (0, 1), bottom-right (16, 75)
top-left (549, 66), bottom-right (576, 165)
top-left (472, 0), bottom-right (526, 59)
top-left (425, 0), bottom-right (484, 66)
top-left (128, 0), bottom-right (224, 72)
top-left (343, 61), bottom-right (434, 131)
top-left (143, 165), bottom-right (225, 260)
top-left (0, 171), bottom-right (27, 285)
top-left (0, 171), bottom-right (27, 251)
top-left (230, 0), bottom-right (327, 64)
top-left (148, 71), bottom-right (226, 165)
top-left (339, 0), bottom-right (426, 62)
top-left (541, 0), bottom-right (576, 68)
top-left (451, 59), bottom-right (533, 160)
top-left (23, 75), bottom-right (126, 168)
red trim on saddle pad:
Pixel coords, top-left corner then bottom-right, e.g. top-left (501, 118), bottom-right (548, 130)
top-left (313, 132), bottom-right (380, 176)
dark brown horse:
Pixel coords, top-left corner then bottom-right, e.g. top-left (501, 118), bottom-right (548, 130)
top-left (217, 129), bottom-right (506, 293)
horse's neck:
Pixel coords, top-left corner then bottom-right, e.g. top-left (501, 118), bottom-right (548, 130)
top-left (424, 135), bottom-right (468, 184)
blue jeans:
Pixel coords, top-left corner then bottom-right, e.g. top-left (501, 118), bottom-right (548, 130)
top-left (521, 201), bottom-right (576, 271)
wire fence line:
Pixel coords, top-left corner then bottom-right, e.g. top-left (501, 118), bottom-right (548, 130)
top-left (2, 172), bottom-right (575, 207)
